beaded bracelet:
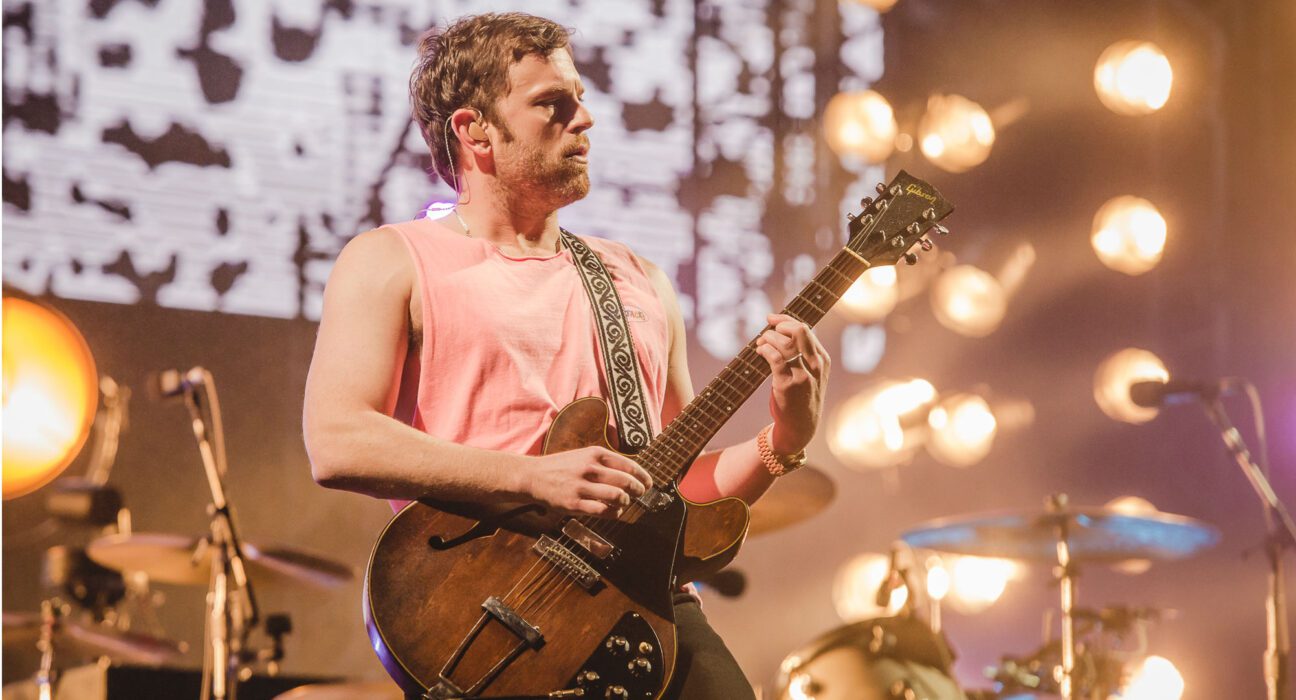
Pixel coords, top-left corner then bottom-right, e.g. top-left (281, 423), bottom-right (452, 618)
top-left (756, 423), bottom-right (807, 477)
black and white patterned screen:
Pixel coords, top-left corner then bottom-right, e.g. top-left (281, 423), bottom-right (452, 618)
top-left (3, 0), bottom-right (885, 360)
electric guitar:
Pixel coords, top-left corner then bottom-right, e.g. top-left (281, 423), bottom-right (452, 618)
top-left (364, 170), bottom-right (954, 699)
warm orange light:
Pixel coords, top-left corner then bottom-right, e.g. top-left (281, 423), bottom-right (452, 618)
top-left (2, 298), bottom-right (98, 499)
top-left (1122, 655), bottom-right (1185, 700)
top-left (945, 555), bottom-right (1017, 614)
top-left (847, 0), bottom-right (899, 13)
top-left (829, 378), bottom-right (936, 471)
top-left (1093, 348), bottom-right (1169, 424)
top-left (927, 393), bottom-right (998, 468)
top-left (1095, 41), bottom-right (1173, 115)
top-left (823, 90), bottom-right (898, 163)
top-left (832, 552), bottom-right (907, 621)
top-left (839, 266), bottom-right (898, 322)
top-left (1091, 196), bottom-right (1167, 275)
top-left (930, 265), bottom-right (1007, 337)
top-left (918, 94), bottom-right (995, 173)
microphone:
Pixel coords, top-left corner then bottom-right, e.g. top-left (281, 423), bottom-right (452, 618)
top-left (875, 544), bottom-right (902, 608)
top-left (150, 367), bottom-right (206, 399)
top-left (1129, 378), bottom-right (1239, 408)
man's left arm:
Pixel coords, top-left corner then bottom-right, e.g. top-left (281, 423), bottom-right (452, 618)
top-left (642, 258), bottom-right (829, 505)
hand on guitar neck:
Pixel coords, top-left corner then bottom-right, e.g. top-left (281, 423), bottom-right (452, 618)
top-left (755, 312), bottom-right (830, 456)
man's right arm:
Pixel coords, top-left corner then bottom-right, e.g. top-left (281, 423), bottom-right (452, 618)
top-left (301, 227), bottom-right (651, 516)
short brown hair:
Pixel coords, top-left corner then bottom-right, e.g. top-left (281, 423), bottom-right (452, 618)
top-left (410, 13), bottom-right (572, 188)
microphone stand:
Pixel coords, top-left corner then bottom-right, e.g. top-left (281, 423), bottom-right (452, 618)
top-left (182, 374), bottom-right (260, 700)
top-left (1201, 397), bottom-right (1294, 700)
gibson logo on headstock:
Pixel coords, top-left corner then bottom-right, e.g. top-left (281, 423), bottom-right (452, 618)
top-left (905, 183), bottom-right (937, 204)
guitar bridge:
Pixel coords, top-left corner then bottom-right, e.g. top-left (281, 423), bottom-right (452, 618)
top-left (534, 536), bottom-right (601, 590)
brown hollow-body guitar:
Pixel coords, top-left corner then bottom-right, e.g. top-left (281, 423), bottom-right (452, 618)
top-left (364, 171), bottom-right (953, 699)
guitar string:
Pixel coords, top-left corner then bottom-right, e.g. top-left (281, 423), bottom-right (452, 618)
top-left (506, 218), bottom-right (893, 620)
top-left (528, 254), bottom-right (865, 560)
top-left (512, 318), bottom-right (818, 620)
top-left (514, 343), bottom-right (779, 617)
top-left (515, 250), bottom-right (879, 614)
top-left (428, 203), bottom-right (914, 666)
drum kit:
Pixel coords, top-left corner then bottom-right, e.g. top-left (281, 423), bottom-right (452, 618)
top-left (766, 488), bottom-right (1221, 700)
top-left (0, 365), bottom-right (377, 700)
top-left (2, 501), bottom-right (363, 699)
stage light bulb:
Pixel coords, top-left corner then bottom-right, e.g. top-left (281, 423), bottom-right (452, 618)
top-left (926, 558), bottom-right (950, 601)
top-left (1093, 348), bottom-right (1169, 424)
top-left (947, 556), bottom-right (1017, 614)
top-left (832, 552), bottom-right (907, 621)
top-left (839, 266), bottom-right (898, 322)
top-left (918, 94), bottom-right (995, 173)
top-left (1091, 196), bottom-right (1167, 275)
top-left (823, 90), bottom-right (898, 163)
top-left (787, 673), bottom-right (815, 700)
top-left (1107, 495), bottom-right (1157, 515)
top-left (848, 0), bottom-right (899, 14)
top-left (1121, 655), bottom-right (1185, 700)
top-left (927, 393), bottom-right (998, 468)
top-left (1095, 41), bottom-right (1173, 115)
top-left (930, 265), bottom-right (1007, 337)
top-left (2, 298), bottom-right (99, 500)
top-left (829, 379), bottom-right (936, 471)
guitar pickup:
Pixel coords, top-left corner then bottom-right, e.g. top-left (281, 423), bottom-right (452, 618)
top-left (636, 486), bottom-right (673, 512)
top-left (562, 519), bottom-right (616, 560)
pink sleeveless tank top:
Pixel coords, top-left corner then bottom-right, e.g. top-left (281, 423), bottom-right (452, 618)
top-left (386, 218), bottom-right (670, 465)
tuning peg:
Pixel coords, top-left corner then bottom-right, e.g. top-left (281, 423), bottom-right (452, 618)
top-left (903, 252), bottom-right (918, 265)
top-left (919, 237), bottom-right (934, 252)
top-left (933, 223), bottom-right (950, 236)
top-left (860, 196), bottom-right (874, 208)
top-left (875, 182), bottom-right (887, 195)
top-left (889, 185), bottom-right (903, 197)
top-left (906, 222), bottom-right (922, 235)
top-left (847, 212), bottom-right (856, 221)
top-left (923, 208), bottom-right (937, 221)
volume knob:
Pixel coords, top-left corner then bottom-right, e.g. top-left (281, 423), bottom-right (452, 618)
top-left (605, 636), bottom-right (630, 654)
top-left (605, 685), bottom-right (629, 699)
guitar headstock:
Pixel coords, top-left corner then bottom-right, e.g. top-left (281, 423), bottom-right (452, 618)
top-left (846, 170), bottom-right (954, 268)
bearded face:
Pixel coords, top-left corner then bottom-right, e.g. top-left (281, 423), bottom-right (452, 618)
top-left (492, 131), bottom-right (591, 211)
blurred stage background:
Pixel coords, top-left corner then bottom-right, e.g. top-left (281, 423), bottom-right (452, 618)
top-left (3, 0), bottom-right (1294, 697)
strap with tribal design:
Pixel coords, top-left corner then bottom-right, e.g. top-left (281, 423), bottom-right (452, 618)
top-left (559, 229), bottom-right (654, 452)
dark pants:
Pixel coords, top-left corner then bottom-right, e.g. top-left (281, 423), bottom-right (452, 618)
top-left (662, 598), bottom-right (756, 700)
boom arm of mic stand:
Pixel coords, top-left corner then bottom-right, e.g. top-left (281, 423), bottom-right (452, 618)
top-left (1201, 398), bottom-right (1292, 700)
top-left (183, 387), bottom-right (261, 628)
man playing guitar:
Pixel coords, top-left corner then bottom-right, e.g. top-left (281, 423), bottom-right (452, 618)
top-left (302, 12), bottom-right (829, 698)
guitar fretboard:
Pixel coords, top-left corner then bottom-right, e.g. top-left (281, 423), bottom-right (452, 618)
top-left (636, 246), bottom-right (874, 482)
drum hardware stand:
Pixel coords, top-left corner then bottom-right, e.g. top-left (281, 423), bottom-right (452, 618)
top-left (1199, 397), bottom-right (1294, 700)
top-left (34, 599), bottom-right (62, 700)
top-left (1046, 493), bottom-right (1079, 700)
top-left (177, 369), bottom-right (260, 700)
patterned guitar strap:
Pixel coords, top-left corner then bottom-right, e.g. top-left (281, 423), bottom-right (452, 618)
top-left (559, 229), bottom-right (654, 453)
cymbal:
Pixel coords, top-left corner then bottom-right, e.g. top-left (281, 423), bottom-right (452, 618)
top-left (3, 611), bottom-right (187, 665)
top-left (901, 505), bottom-right (1219, 562)
top-left (748, 465), bottom-right (836, 537)
top-left (274, 681), bottom-right (404, 700)
top-left (86, 533), bottom-right (354, 588)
